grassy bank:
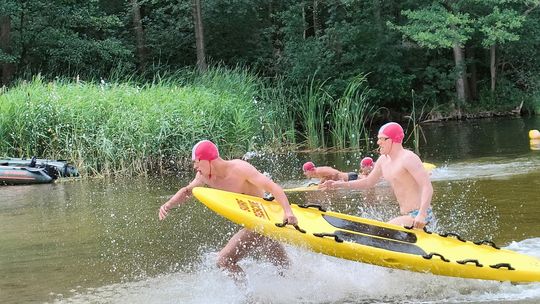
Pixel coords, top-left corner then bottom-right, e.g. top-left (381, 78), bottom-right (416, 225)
top-left (1, 67), bottom-right (380, 176)
top-left (0, 69), bottom-right (294, 176)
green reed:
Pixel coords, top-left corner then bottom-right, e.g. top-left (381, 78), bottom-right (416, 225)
top-left (0, 70), bottom-right (266, 176)
top-left (329, 74), bottom-right (374, 150)
top-left (294, 76), bottom-right (330, 149)
top-left (257, 77), bottom-right (297, 149)
top-left (0, 68), bottom-right (380, 175)
top-left (404, 90), bottom-right (428, 156)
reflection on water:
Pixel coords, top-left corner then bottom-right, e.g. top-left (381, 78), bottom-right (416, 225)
top-left (1, 117), bottom-right (540, 304)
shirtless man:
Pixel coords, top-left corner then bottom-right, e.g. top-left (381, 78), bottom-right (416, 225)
top-left (302, 161), bottom-right (358, 183)
top-left (320, 122), bottom-right (434, 228)
top-left (159, 140), bottom-right (298, 280)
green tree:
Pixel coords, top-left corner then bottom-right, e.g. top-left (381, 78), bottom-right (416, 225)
top-left (388, 3), bottom-right (474, 111)
top-left (0, 0), bottom-right (17, 85)
top-left (1, 0), bottom-right (133, 79)
top-left (477, 6), bottom-right (515, 95)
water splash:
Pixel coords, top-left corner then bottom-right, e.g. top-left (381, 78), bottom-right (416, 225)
top-left (50, 239), bottom-right (540, 304)
top-left (431, 156), bottom-right (540, 182)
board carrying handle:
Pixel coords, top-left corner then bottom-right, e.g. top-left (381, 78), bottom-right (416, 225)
top-left (473, 239), bottom-right (500, 250)
top-left (275, 219), bottom-right (307, 233)
top-left (313, 232), bottom-right (344, 243)
top-left (297, 203), bottom-right (327, 212)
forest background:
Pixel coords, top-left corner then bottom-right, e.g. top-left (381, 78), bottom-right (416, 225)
top-left (1, 0), bottom-right (539, 176)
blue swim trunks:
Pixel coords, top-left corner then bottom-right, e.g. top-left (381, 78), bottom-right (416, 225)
top-left (347, 172), bottom-right (358, 181)
top-left (408, 208), bottom-right (434, 224)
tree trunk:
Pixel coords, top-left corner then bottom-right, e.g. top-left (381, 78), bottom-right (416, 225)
top-left (466, 46), bottom-right (478, 100)
top-left (373, 0), bottom-right (382, 32)
top-left (0, 15), bottom-right (16, 86)
top-left (131, 0), bottom-right (147, 72)
top-left (192, 0), bottom-right (207, 71)
top-left (302, 5), bottom-right (307, 39)
top-left (269, 0), bottom-right (282, 70)
top-left (490, 44), bottom-right (496, 94)
top-left (312, 0), bottom-right (320, 37)
top-left (452, 44), bottom-right (468, 103)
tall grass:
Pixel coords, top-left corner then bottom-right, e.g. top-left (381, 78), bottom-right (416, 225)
top-left (294, 76), bottom-right (330, 149)
top-left (329, 74), bottom-right (374, 150)
top-left (0, 69), bottom-right (268, 176)
top-left (0, 68), bottom-right (380, 176)
top-left (257, 77), bottom-right (297, 149)
top-left (404, 90), bottom-right (428, 156)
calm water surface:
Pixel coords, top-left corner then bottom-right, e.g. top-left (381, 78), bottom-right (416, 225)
top-left (1, 117), bottom-right (539, 304)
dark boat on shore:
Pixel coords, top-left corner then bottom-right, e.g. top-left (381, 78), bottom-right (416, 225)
top-left (0, 157), bottom-right (79, 185)
top-left (0, 157), bottom-right (79, 177)
top-left (0, 166), bottom-right (55, 185)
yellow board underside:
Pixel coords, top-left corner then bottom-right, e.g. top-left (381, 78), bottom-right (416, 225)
top-left (192, 187), bottom-right (540, 283)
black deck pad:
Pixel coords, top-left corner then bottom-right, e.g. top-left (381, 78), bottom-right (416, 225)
top-left (323, 214), bottom-right (417, 243)
top-left (334, 230), bottom-right (426, 256)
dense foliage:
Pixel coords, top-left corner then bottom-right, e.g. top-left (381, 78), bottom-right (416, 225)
top-left (1, 0), bottom-right (540, 173)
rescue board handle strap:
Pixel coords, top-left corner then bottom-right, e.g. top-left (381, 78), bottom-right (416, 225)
top-left (438, 232), bottom-right (466, 242)
top-left (403, 225), bottom-right (432, 234)
top-left (489, 263), bottom-right (515, 270)
top-left (456, 259), bottom-right (483, 267)
top-left (313, 232), bottom-right (344, 243)
top-left (422, 253), bottom-right (450, 262)
top-left (275, 220), bottom-right (307, 233)
top-left (473, 240), bottom-right (500, 250)
top-left (297, 204), bottom-right (327, 212)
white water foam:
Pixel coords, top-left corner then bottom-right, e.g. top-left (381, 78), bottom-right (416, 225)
top-left (50, 239), bottom-right (540, 304)
top-left (430, 156), bottom-right (539, 182)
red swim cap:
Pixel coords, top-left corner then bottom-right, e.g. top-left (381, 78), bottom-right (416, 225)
top-left (378, 122), bottom-right (404, 144)
top-left (303, 161), bottom-right (315, 172)
top-left (361, 157), bottom-right (374, 167)
top-left (192, 140), bottom-right (219, 161)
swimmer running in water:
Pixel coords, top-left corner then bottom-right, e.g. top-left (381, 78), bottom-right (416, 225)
top-left (320, 122), bottom-right (435, 229)
top-left (302, 161), bottom-right (359, 184)
top-left (159, 140), bottom-right (298, 282)
top-left (360, 157), bottom-right (374, 178)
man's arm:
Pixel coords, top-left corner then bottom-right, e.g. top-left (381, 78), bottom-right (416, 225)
top-left (244, 165), bottom-right (298, 225)
top-left (320, 158), bottom-right (384, 190)
top-left (159, 173), bottom-right (205, 220)
top-left (405, 153), bottom-right (433, 227)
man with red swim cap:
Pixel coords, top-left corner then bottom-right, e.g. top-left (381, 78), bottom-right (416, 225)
top-left (321, 122), bottom-right (434, 229)
top-left (302, 161), bottom-right (358, 183)
top-left (159, 140), bottom-right (298, 281)
top-left (360, 156), bottom-right (374, 177)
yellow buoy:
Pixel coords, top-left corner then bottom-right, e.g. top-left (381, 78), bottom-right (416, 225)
top-left (530, 139), bottom-right (540, 151)
top-left (529, 129), bottom-right (540, 140)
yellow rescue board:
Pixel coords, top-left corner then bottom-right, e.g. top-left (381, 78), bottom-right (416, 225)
top-left (192, 187), bottom-right (540, 283)
top-left (423, 162), bottom-right (436, 171)
top-left (283, 185), bottom-right (319, 193)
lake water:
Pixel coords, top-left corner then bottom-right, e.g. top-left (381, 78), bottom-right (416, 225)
top-left (1, 117), bottom-right (539, 304)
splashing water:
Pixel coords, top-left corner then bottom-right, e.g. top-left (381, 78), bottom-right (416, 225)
top-left (48, 238), bottom-right (540, 304)
top-left (430, 156), bottom-right (540, 182)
